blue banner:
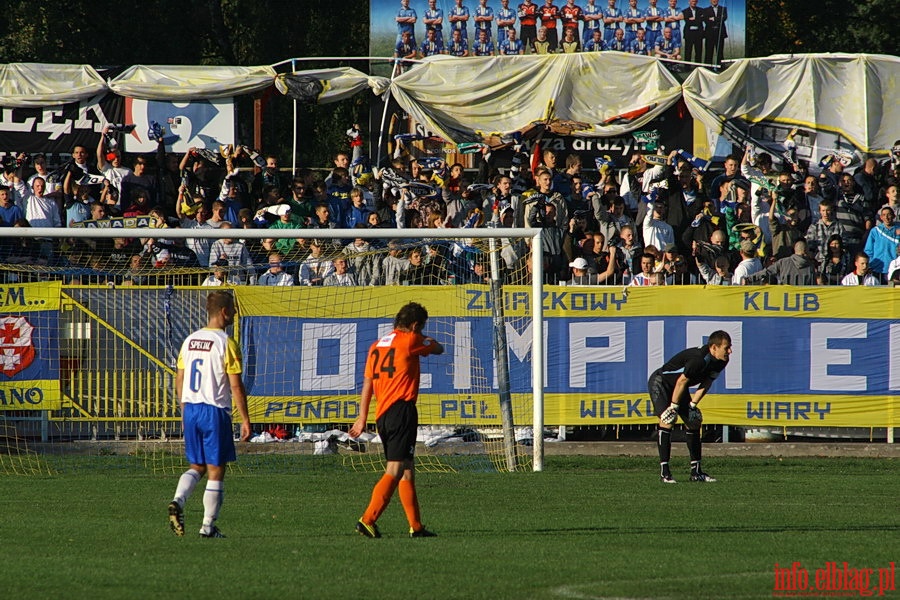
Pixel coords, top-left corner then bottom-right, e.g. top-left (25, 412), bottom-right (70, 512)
top-left (235, 286), bottom-right (900, 427)
top-left (0, 283), bottom-right (61, 410)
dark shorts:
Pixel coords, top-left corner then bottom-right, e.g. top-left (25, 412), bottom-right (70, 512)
top-left (520, 24), bottom-right (537, 42)
top-left (545, 28), bottom-right (559, 50)
top-left (376, 400), bottom-right (418, 462)
top-left (648, 371), bottom-right (691, 422)
top-left (183, 402), bottom-right (236, 467)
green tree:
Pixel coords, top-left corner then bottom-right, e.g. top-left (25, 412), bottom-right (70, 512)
top-left (2, 1), bottom-right (894, 166)
top-left (747, 0), bottom-right (897, 57)
top-left (213, 0), bottom-right (371, 168)
top-left (0, 0), bottom-right (370, 167)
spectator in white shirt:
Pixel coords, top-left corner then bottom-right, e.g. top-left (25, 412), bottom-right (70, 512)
top-left (840, 252), bottom-right (881, 286)
top-left (733, 239), bottom-right (763, 284)
top-left (642, 198), bottom-right (675, 253)
top-left (257, 252), bottom-right (295, 286)
top-left (324, 257), bottom-right (358, 286)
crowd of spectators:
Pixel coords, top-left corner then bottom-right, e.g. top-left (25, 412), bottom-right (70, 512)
top-left (393, 0), bottom-right (728, 66)
top-left (2, 121), bottom-right (900, 289)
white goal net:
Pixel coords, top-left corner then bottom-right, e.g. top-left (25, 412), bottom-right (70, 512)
top-left (0, 226), bottom-right (545, 474)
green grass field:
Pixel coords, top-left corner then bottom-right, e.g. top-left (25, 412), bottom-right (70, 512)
top-left (2, 456), bottom-right (897, 599)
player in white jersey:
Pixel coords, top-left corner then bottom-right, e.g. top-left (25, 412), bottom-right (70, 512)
top-left (167, 290), bottom-right (251, 538)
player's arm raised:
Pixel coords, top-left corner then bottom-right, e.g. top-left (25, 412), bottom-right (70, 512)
top-left (97, 125), bottom-right (109, 167)
top-left (423, 336), bottom-right (445, 355)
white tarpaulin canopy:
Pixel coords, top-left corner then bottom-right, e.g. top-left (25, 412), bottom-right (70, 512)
top-left (108, 64), bottom-right (277, 100)
top-left (0, 62), bottom-right (387, 107)
top-left (682, 53), bottom-right (900, 154)
top-left (0, 63), bottom-right (107, 107)
top-left (3, 54), bottom-right (899, 154)
top-left (388, 52), bottom-right (683, 143)
top-left (0, 63), bottom-right (277, 106)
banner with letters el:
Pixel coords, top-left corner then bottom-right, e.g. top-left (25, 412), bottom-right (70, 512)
top-left (0, 94), bottom-right (124, 154)
top-left (0, 282), bottom-right (61, 410)
top-left (0, 93), bottom-right (234, 155)
top-left (235, 285), bottom-right (900, 429)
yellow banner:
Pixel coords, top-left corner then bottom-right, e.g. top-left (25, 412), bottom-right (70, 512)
top-left (0, 281), bottom-right (61, 311)
top-left (545, 393), bottom-right (900, 427)
top-left (596, 285), bottom-right (900, 320)
top-left (235, 286), bottom-right (495, 319)
top-left (0, 383), bottom-right (60, 410)
top-left (248, 393), bottom-right (535, 425)
top-left (237, 284), bottom-right (900, 320)
top-left (248, 392), bottom-right (899, 428)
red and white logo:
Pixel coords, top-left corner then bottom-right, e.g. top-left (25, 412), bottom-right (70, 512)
top-left (0, 316), bottom-right (36, 377)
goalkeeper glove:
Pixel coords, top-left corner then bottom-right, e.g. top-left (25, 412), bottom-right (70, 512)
top-left (660, 403), bottom-right (679, 425)
top-left (688, 402), bottom-right (703, 427)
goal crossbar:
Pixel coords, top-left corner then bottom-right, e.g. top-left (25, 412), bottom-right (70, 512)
top-left (0, 227), bottom-right (540, 240)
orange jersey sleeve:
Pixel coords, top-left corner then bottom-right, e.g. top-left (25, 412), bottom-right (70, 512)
top-left (365, 329), bottom-right (437, 419)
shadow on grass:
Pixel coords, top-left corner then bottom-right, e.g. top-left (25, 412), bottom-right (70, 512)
top-left (464, 523), bottom-right (900, 536)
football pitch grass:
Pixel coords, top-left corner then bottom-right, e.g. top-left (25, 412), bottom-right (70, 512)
top-left (2, 456), bottom-right (897, 599)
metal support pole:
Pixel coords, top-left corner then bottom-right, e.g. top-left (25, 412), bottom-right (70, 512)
top-left (531, 229), bottom-right (544, 472)
top-left (488, 236), bottom-right (518, 471)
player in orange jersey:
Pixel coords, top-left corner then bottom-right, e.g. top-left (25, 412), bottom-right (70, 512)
top-left (350, 302), bottom-right (444, 538)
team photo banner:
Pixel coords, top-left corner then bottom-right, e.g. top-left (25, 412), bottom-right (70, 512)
top-left (235, 286), bottom-right (900, 427)
top-left (0, 283), bottom-right (62, 411)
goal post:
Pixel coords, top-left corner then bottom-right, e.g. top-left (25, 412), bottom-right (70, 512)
top-left (0, 226), bottom-right (546, 472)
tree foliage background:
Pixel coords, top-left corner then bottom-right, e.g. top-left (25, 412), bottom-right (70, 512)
top-left (0, 0), bottom-right (369, 167)
top-left (744, 0), bottom-right (897, 57)
top-left (0, 0), bottom-right (895, 167)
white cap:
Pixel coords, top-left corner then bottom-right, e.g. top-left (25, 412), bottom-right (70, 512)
top-left (569, 257), bottom-right (589, 269)
top-left (265, 203), bottom-right (292, 217)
